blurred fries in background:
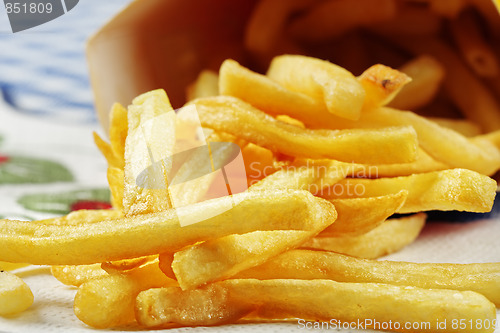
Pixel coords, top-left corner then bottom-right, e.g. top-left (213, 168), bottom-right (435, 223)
top-left (1, 0), bottom-right (500, 332)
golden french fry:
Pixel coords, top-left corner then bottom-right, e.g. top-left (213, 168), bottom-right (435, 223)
top-left (123, 89), bottom-right (176, 215)
top-left (137, 278), bottom-right (496, 332)
top-left (249, 160), bottom-right (360, 195)
top-left (288, 0), bottom-right (396, 42)
top-left (101, 255), bottom-right (158, 274)
top-left (192, 96), bottom-right (418, 165)
top-left (36, 209), bottom-right (122, 225)
top-left (267, 55), bottom-right (365, 120)
top-left (74, 260), bottom-right (172, 328)
top-left (0, 262), bottom-right (29, 271)
top-left (241, 142), bottom-right (278, 184)
top-left (344, 107), bottom-right (500, 175)
top-left (357, 64), bottom-right (412, 109)
top-left (107, 167), bottom-right (124, 210)
top-left (302, 213), bottom-right (427, 259)
top-left (322, 168), bottom-right (497, 213)
top-left (389, 55), bottom-right (446, 110)
top-left (233, 279), bottom-right (496, 333)
top-left (171, 230), bottom-right (319, 290)
top-left (0, 190), bottom-right (335, 265)
top-left (186, 70), bottom-right (219, 101)
top-left (93, 132), bottom-right (121, 169)
top-left (0, 271), bottom-right (33, 316)
top-left (135, 284), bottom-right (253, 328)
top-left (427, 117), bottom-right (482, 137)
top-left (356, 147), bottom-right (448, 178)
top-left (239, 249), bottom-right (500, 305)
top-left (219, 60), bottom-right (500, 174)
top-left (322, 191), bottom-right (407, 237)
top-left (108, 102), bottom-right (128, 167)
top-left (51, 264), bottom-right (108, 287)
top-left (244, 0), bottom-right (319, 59)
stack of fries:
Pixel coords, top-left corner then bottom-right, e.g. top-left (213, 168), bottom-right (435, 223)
top-left (2, 0), bottom-right (500, 332)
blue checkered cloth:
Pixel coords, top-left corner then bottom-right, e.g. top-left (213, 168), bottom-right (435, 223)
top-left (0, 0), bottom-right (131, 123)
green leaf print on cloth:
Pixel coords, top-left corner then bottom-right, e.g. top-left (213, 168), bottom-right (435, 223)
top-left (18, 188), bottom-right (111, 214)
top-left (0, 155), bottom-right (73, 184)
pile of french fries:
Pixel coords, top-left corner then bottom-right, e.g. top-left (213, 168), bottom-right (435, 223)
top-left (2, 0), bottom-right (500, 332)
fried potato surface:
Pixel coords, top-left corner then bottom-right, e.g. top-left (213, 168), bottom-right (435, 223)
top-left (136, 279), bottom-right (496, 332)
top-left (0, 190), bottom-right (334, 265)
top-left (267, 55), bottom-right (365, 120)
top-left (323, 168), bottom-right (496, 213)
top-left (74, 261), bottom-right (172, 328)
top-left (0, 271), bottom-right (34, 316)
top-left (302, 213), bottom-right (426, 259)
top-left (170, 230), bottom-right (320, 290)
top-left (235, 249), bottom-right (500, 305)
top-left (192, 96), bottom-right (418, 164)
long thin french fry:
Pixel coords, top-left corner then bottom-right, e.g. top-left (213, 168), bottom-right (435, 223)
top-left (0, 190), bottom-right (335, 265)
top-left (192, 96), bottom-right (418, 165)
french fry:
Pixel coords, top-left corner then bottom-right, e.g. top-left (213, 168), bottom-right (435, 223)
top-left (108, 102), bottom-right (128, 167)
top-left (136, 278), bottom-right (496, 332)
top-left (192, 96), bottom-right (418, 165)
top-left (74, 260), bottom-right (172, 328)
top-left (249, 160), bottom-right (360, 194)
top-left (392, 36), bottom-right (500, 132)
top-left (0, 271), bottom-right (33, 316)
top-left (219, 60), bottom-right (500, 175)
top-left (51, 264), bottom-right (108, 287)
top-left (302, 213), bottom-right (427, 259)
top-left (123, 89), bottom-right (176, 215)
top-left (107, 167), bottom-right (124, 210)
top-left (170, 230), bottom-right (319, 290)
top-left (185, 70), bottom-right (219, 101)
top-left (322, 191), bottom-right (407, 237)
top-left (389, 55), bottom-right (446, 110)
top-left (241, 142), bottom-right (278, 184)
top-left (322, 168), bottom-right (497, 213)
top-left (368, 4), bottom-right (442, 36)
top-left (427, 117), bottom-right (482, 137)
top-left (288, 0), bottom-right (396, 42)
top-left (267, 55), bottom-right (365, 120)
top-left (427, 0), bottom-right (467, 18)
top-left (0, 190), bottom-right (335, 265)
top-left (355, 147), bottom-right (448, 178)
top-left (37, 209), bottom-right (122, 225)
top-left (135, 284), bottom-right (253, 328)
top-left (101, 255), bottom-right (158, 274)
top-left (0, 262), bottom-right (29, 271)
top-left (235, 249), bottom-right (500, 306)
top-left (357, 64), bottom-right (412, 109)
top-left (93, 132), bottom-right (121, 169)
top-left (450, 10), bottom-right (499, 78)
top-left (347, 107), bottom-right (500, 175)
